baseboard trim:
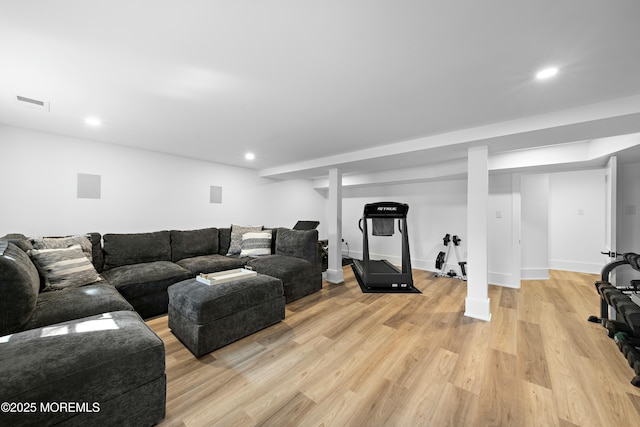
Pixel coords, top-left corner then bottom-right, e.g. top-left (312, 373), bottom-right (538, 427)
top-left (521, 268), bottom-right (549, 280)
top-left (549, 259), bottom-right (603, 275)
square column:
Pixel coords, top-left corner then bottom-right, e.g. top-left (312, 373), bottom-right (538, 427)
top-left (465, 146), bottom-right (491, 321)
top-left (326, 168), bottom-right (344, 284)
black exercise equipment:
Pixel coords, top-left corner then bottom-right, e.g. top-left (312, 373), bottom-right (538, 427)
top-left (293, 220), bottom-right (320, 230)
top-left (435, 233), bottom-right (467, 280)
top-left (590, 252), bottom-right (640, 387)
top-left (352, 202), bottom-right (414, 290)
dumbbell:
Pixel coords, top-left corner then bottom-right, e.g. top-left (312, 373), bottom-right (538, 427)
top-left (623, 306), bottom-right (640, 337)
top-left (627, 347), bottom-right (640, 369)
top-left (606, 320), bottom-right (632, 338)
top-left (600, 287), bottom-right (622, 306)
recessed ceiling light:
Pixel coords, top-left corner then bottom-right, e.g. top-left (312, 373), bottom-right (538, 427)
top-left (536, 67), bottom-right (559, 80)
top-left (85, 117), bottom-right (101, 126)
top-left (245, 152), bottom-right (255, 160)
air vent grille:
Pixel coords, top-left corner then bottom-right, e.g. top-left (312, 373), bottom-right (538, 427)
top-left (15, 94), bottom-right (50, 111)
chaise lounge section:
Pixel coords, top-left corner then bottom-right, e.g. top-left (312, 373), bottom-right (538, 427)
top-left (0, 240), bottom-right (166, 427)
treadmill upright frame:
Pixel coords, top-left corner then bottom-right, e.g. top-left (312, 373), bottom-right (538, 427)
top-left (353, 202), bottom-right (413, 288)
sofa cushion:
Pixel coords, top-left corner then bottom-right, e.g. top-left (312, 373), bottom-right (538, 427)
top-left (22, 283), bottom-right (133, 331)
top-left (87, 232), bottom-right (104, 272)
top-left (103, 231), bottom-right (171, 270)
top-left (168, 275), bottom-right (284, 324)
top-left (28, 245), bottom-right (102, 291)
top-left (218, 228), bottom-right (232, 255)
top-left (170, 228), bottom-right (218, 262)
top-left (246, 254), bottom-right (321, 303)
top-left (226, 224), bottom-right (262, 256)
top-left (0, 242), bottom-right (40, 336)
top-left (101, 260), bottom-right (191, 300)
top-left (246, 254), bottom-right (313, 284)
top-left (275, 228), bottom-right (318, 264)
top-left (240, 230), bottom-right (273, 257)
top-left (176, 254), bottom-right (247, 276)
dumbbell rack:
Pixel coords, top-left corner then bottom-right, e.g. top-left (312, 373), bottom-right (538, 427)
top-left (435, 234), bottom-right (467, 280)
top-left (589, 253), bottom-right (640, 387)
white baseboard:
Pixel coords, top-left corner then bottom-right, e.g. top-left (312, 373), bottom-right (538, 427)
top-left (549, 259), bottom-right (603, 275)
top-left (521, 268), bottom-right (549, 280)
top-left (489, 272), bottom-right (520, 288)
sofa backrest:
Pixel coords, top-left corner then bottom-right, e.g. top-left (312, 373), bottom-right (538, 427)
top-left (218, 228), bottom-right (232, 255)
top-left (87, 232), bottom-right (104, 273)
top-left (275, 228), bottom-right (318, 264)
top-left (170, 228), bottom-right (219, 262)
top-left (0, 242), bottom-right (40, 335)
top-left (103, 231), bottom-right (171, 270)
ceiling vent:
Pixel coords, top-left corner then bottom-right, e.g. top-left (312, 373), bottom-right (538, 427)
top-left (14, 94), bottom-right (50, 112)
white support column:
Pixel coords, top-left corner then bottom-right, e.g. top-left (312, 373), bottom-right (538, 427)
top-left (326, 168), bottom-right (344, 284)
top-left (465, 146), bottom-right (491, 321)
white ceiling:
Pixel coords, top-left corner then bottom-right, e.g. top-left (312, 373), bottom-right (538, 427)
top-left (1, 1), bottom-right (640, 180)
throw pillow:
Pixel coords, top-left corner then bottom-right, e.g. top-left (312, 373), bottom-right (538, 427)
top-left (31, 235), bottom-right (94, 262)
top-left (240, 231), bottom-right (273, 257)
top-left (28, 244), bottom-right (102, 291)
top-left (227, 225), bottom-right (262, 256)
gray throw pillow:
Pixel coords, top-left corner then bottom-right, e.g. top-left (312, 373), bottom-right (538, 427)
top-left (28, 244), bottom-right (102, 291)
top-left (31, 235), bottom-right (93, 261)
top-left (226, 225), bottom-right (262, 256)
top-left (240, 230), bottom-right (273, 257)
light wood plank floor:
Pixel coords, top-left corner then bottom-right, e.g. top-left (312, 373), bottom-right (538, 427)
top-left (147, 267), bottom-right (640, 426)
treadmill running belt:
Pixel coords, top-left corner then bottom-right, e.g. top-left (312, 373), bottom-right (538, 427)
top-left (351, 264), bottom-right (421, 294)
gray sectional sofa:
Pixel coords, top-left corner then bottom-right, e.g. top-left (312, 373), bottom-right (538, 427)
top-left (100, 226), bottom-right (322, 317)
top-left (0, 225), bottom-right (322, 426)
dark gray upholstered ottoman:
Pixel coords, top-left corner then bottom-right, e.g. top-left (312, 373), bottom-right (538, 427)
top-left (168, 274), bottom-right (285, 357)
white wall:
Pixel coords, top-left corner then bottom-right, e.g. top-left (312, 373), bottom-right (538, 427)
top-left (548, 169), bottom-right (606, 274)
top-left (520, 173), bottom-right (550, 279)
top-left (0, 125), bottom-right (325, 237)
top-left (488, 174), bottom-right (516, 286)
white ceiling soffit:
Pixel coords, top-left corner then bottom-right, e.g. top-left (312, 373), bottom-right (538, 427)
top-left (269, 95), bottom-right (640, 181)
top-left (312, 133), bottom-right (640, 189)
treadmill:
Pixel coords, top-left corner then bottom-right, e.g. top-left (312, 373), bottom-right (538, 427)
top-left (352, 201), bottom-right (413, 289)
